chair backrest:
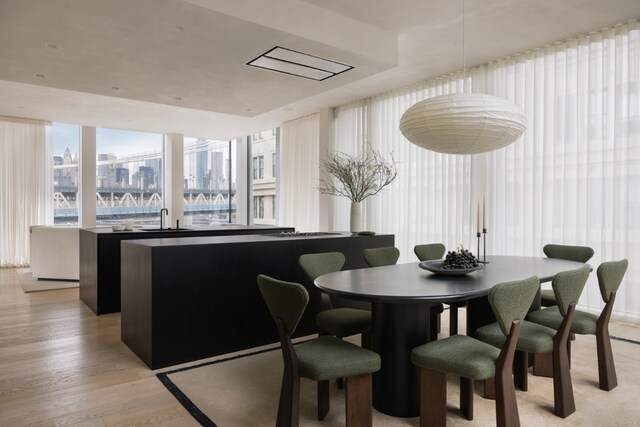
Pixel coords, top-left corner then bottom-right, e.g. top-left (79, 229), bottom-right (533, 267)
top-left (597, 259), bottom-right (628, 303)
top-left (552, 265), bottom-right (591, 316)
top-left (257, 274), bottom-right (309, 336)
top-left (299, 252), bottom-right (345, 281)
top-left (543, 244), bottom-right (594, 263)
top-left (363, 247), bottom-right (400, 267)
top-left (489, 276), bottom-right (540, 336)
top-left (414, 243), bottom-right (446, 261)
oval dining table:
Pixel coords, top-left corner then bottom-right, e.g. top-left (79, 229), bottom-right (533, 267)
top-left (314, 255), bottom-right (588, 418)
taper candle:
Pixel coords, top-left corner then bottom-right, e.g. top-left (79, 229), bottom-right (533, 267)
top-left (477, 201), bottom-right (480, 233)
top-left (483, 196), bottom-right (486, 229)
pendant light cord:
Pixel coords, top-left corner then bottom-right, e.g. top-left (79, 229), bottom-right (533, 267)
top-left (462, 0), bottom-right (466, 92)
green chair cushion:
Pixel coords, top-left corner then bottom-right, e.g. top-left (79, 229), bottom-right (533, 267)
top-left (295, 336), bottom-right (381, 381)
top-left (597, 259), bottom-right (628, 303)
top-left (526, 306), bottom-right (598, 335)
top-left (414, 243), bottom-right (446, 262)
top-left (476, 320), bottom-right (555, 353)
top-left (257, 275), bottom-right (309, 335)
top-left (552, 266), bottom-right (590, 316)
top-left (316, 308), bottom-right (372, 338)
top-left (299, 252), bottom-right (346, 281)
top-left (411, 335), bottom-right (500, 381)
top-left (489, 276), bottom-right (540, 335)
top-left (540, 289), bottom-right (557, 306)
top-left (363, 247), bottom-right (400, 267)
top-left (543, 244), bottom-right (594, 263)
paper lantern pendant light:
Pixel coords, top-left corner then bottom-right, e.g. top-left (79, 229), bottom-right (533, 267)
top-left (399, 92), bottom-right (527, 155)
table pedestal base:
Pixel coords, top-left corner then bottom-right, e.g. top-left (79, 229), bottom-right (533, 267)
top-left (371, 302), bottom-right (431, 417)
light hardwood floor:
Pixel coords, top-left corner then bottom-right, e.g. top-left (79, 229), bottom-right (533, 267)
top-left (0, 268), bottom-right (198, 427)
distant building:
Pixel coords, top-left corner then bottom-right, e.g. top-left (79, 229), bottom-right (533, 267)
top-left (115, 168), bottom-right (129, 188)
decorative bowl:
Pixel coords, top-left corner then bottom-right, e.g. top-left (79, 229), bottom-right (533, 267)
top-left (112, 224), bottom-right (126, 231)
top-left (419, 260), bottom-right (483, 275)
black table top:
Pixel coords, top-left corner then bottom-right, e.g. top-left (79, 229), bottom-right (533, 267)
top-left (315, 255), bottom-right (588, 304)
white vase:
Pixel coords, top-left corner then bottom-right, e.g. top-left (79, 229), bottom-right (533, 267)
top-left (350, 201), bottom-right (362, 233)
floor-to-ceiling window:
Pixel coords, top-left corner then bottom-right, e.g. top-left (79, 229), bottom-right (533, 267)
top-left (52, 123), bottom-right (80, 225)
top-left (95, 128), bottom-right (164, 226)
top-left (333, 20), bottom-right (640, 317)
top-left (183, 138), bottom-right (236, 225)
top-left (251, 128), bottom-right (278, 225)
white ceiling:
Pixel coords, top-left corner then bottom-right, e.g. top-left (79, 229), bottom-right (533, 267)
top-left (1, 0), bottom-right (638, 140)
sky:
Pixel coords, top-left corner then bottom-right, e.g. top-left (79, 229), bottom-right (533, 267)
top-left (52, 123), bottom-right (163, 157)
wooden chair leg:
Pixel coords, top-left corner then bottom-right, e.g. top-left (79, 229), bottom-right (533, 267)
top-left (495, 370), bottom-right (520, 427)
top-left (317, 380), bottom-right (329, 421)
top-left (421, 368), bottom-right (447, 427)
top-left (460, 377), bottom-right (474, 420)
top-left (361, 331), bottom-right (372, 350)
top-left (596, 296), bottom-right (618, 391)
top-left (533, 352), bottom-right (553, 378)
top-left (277, 371), bottom-right (300, 427)
top-left (552, 307), bottom-right (576, 418)
top-left (484, 378), bottom-right (496, 400)
top-left (437, 312), bottom-right (442, 333)
top-left (345, 374), bottom-right (372, 427)
top-left (337, 377), bottom-right (344, 389)
top-left (430, 314), bottom-right (439, 341)
top-left (450, 305), bottom-right (459, 336)
top-left (513, 350), bottom-right (528, 391)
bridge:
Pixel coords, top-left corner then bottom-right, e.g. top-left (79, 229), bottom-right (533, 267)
top-left (54, 188), bottom-right (236, 220)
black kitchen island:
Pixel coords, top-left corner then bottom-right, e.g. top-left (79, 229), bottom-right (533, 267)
top-left (79, 225), bottom-right (293, 315)
top-left (120, 232), bottom-right (394, 369)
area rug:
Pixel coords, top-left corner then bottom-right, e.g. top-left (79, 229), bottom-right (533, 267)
top-left (157, 319), bottom-right (640, 426)
top-left (17, 268), bottom-right (79, 292)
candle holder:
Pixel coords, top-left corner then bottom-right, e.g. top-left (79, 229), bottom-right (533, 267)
top-left (476, 232), bottom-right (482, 262)
top-left (480, 228), bottom-right (490, 264)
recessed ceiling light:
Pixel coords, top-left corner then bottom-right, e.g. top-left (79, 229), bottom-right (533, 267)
top-left (174, 97), bottom-right (182, 100)
top-left (247, 46), bottom-right (353, 81)
top-left (174, 25), bottom-right (185, 32)
top-left (112, 86), bottom-right (120, 91)
top-left (35, 74), bottom-right (45, 78)
top-left (245, 108), bottom-right (252, 112)
top-left (45, 43), bottom-right (58, 50)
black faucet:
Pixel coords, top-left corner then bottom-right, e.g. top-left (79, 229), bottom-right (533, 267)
top-left (160, 208), bottom-right (168, 230)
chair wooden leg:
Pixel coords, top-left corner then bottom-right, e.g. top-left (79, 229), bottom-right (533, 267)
top-left (277, 370), bottom-right (300, 427)
top-left (317, 380), bottom-right (329, 420)
top-left (495, 369), bottom-right (520, 427)
top-left (460, 377), bottom-right (474, 420)
top-left (437, 312), bottom-right (442, 333)
top-left (597, 295), bottom-right (617, 391)
top-left (513, 350), bottom-right (528, 391)
top-left (337, 377), bottom-right (344, 389)
top-left (552, 307), bottom-right (576, 418)
top-left (430, 314), bottom-right (439, 341)
top-left (450, 305), bottom-right (459, 336)
top-left (361, 331), bottom-right (372, 350)
top-left (533, 352), bottom-right (553, 378)
top-left (421, 368), bottom-right (447, 427)
top-left (345, 374), bottom-right (372, 427)
top-left (484, 378), bottom-right (496, 400)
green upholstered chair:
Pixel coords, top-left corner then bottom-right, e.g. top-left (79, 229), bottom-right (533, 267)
top-left (528, 259), bottom-right (628, 391)
top-left (477, 266), bottom-right (590, 418)
top-left (414, 243), bottom-right (465, 337)
top-left (540, 244), bottom-right (594, 307)
top-left (411, 277), bottom-right (539, 427)
top-left (257, 274), bottom-right (381, 426)
top-left (365, 246), bottom-right (444, 341)
top-left (362, 246), bottom-right (400, 267)
top-left (298, 252), bottom-right (372, 345)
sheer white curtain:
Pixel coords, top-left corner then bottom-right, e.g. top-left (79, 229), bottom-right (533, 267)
top-left (280, 113), bottom-right (320, 231)
top-left (334, 21), bottom-right (640, 318)
top-left (0, 117), bottom-right (53, 267)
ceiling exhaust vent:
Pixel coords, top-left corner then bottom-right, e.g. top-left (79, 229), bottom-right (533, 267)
top-left (247, 46), bottom-right (353, 81)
